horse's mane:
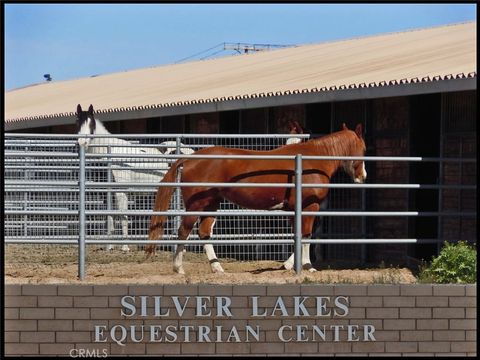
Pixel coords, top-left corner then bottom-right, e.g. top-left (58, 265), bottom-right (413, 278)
top-left (92, 117), bottom-right (110, 135)
top-left (310, 130), bottom-right (358, 157)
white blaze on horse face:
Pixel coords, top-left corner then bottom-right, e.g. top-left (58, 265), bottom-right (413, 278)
top-left (78, 117), bottom-right (93, 148)
top-left (343, 161), bottom-right (355, 181)
top-left (354, 162), bottom-right (367, 183)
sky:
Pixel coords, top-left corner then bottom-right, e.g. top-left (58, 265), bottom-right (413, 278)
top-left (4, 3), bottom-right (477, 91)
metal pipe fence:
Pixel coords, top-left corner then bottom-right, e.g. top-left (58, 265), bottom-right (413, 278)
top-left (4, 133), bottom-right (476, 279)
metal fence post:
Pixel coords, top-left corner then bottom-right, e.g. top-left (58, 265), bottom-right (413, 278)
top-left (294, 154), bottom-right (302, 274)
top-left (106, 145), bottom-right (113, 241)
top-left (78, 145), bottom-right (86, 280)
top-left (23, 144), bottom-right (29, 238)
top-left (173, 136), bottom-right (183, 254)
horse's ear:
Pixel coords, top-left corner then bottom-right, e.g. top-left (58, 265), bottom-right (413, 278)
top-left (88, 104), bottom-right (94, 115)
top-left (342, 123), bottom-right (348, 130)
top-left (354, 123), bottom-right (363, 138)
top-left (77, 104), bottom-right (82, 114)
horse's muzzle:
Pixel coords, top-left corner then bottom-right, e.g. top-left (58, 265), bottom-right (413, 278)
top-left (354, 164), bottom-right (367, 183)
top-left (354, 177), bottom-right (366, 184)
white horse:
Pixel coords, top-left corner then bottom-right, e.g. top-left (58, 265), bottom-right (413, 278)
top-left (76, 104), bottom-right (194, 251)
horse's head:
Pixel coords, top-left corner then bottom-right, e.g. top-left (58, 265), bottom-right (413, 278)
top-left (288, 120), bottom-right (304, 135)
top-left (341, 123), bottom-right (367, 183)
top-left (76, 104), bottom-right (96, 149)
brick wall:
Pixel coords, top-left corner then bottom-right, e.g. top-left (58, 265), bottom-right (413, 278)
top-left (4, 284), bottom-right (476, 357)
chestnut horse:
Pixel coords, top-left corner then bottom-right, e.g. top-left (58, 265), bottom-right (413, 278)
top-left (146, 123), bottom-right (367, 274)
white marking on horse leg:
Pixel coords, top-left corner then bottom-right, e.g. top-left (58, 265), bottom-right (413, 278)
top-left (209, 219), bottom-right (216, 237)
top-left (120, 215), bottom-right (130, 252)
top-left (269, 202), bottom-right (284, 210)
top-left (204, 244), bottom-right (224, 273)
top-left (173, 245), bottom-right (185, 275)
top-left (106, 216), bottom-right (114, 250)
top-left (283, 252), bottom-right (295, 270)
top-left (302, 244), bottom-right (316, 272)
top-left (115, 192), bottom-right (130, 252)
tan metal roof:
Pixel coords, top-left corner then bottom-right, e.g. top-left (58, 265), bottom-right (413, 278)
top-left (5, 21), bottom-right (476, 125)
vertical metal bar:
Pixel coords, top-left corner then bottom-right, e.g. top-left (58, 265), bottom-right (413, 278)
top-left (107, 145), bottom-right (113, 240)
top-left (173, 136), bottom-right (182, 254)
top-left (360, 101), bottom-right (367, 264)
top-left (437, 94), bottom-right (445, 255)
top-left (294, 154), bottom-right (303, 274)
top-left (78, 145), bottom-right (86, 280)
top-left (458, 142), bottom-right (463, 237)
top-left (23, 144), bottom-right (29, 238)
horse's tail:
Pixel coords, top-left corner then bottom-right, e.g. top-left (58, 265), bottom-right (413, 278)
top-left (145, 159), bottom-right (184, 258)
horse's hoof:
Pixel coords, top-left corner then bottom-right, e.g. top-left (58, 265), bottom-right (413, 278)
top-left (174, 267), bottom-right (185, 275)
top-left (302, 263), bottom-right (316, 272)
top-left (211, 263), bottom-right (225, 274)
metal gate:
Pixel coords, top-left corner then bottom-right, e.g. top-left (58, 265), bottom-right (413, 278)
top-left (5, 133), bottom-right (310, 262)
top-left (5, 133), bottom-right (476, 279)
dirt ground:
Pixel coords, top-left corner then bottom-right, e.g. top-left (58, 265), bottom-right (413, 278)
top-left (4, 245), bottom-right (416, 285)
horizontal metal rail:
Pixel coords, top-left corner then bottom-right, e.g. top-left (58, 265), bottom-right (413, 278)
top-left (5, 210), bottom-right (475, 217)
top-left (5, 239), bottom-right (418, 245)
top-left (6, 152), bottom-right (79, 157)
top-left (6, 166), bottom-right (79, 170)
top-left (5, 180), bottom-right (477, 190)
top-left (6, 133), bottom-right (310, 139)
top-left (4, 238), bottom-right (453, 245)
top-left (80, 153), bottom-right (477, 162)
top-left (5, 233), bottom-right (295, 241)
top-left (6, 152), bottom-right (476, 163)
top-left (86, 143), bottom-right (211, 149)
top-left (5, 186), bottom-right (476, 194)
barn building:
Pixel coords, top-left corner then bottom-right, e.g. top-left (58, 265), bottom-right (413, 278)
top-left (5, 21), bottom-right (476, 266)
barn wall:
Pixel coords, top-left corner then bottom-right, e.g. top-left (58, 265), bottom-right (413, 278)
top-left (440, 90), bottom-right (476, 242)
top-left (369, 96), bottom-right (410, 264)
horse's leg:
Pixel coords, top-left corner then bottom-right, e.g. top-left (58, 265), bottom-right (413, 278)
top-left (283, 252), bottom-right (295, 271)
top-left (173, 215), bottom-right (197, 275)
top-left (300, 203), bottom-right (320, 272)
top-left (198, 216), bottom-right (223, 273)
top-left (106, 215), bottom-right (114, 250)
top-left (115, 192), bottom-right (130, 252)
top-left (283, 203), bottom-right (320, 272)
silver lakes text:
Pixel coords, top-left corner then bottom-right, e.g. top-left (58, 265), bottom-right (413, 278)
top-left (94, 295), bottom-right (376, 345)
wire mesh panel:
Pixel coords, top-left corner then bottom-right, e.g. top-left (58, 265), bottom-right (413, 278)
top-left (5, 137), bottom-right (80, 243)
top-left (92, 134), bottom-right (314, 261)
top-left (174, 136), bottom-right (299, 261)
top-left (5, 134), bottom-right (308, 263)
